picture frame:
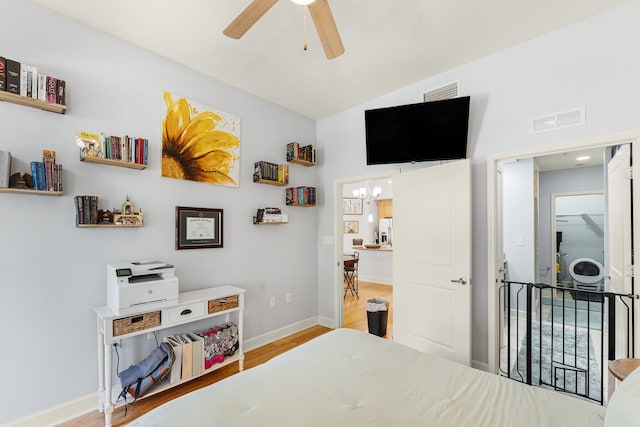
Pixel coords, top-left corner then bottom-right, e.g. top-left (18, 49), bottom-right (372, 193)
top-left (342, 197), bottom-right (363, 215)
top-left (343, 220), bottom-right (359, 234)
top-left (176, 206), bottom-right (223, 250)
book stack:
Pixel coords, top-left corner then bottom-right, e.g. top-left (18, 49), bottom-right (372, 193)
top-left (286, 142), bottom-right (316, 164)
top-left (286, 186), bottom-right (317, 206)
top-left (30, 149), bottom-right (63, 191)
top-left (0, 56), bottom-right (66, 104)
top-left (74, 195), bottom-right (99, 225)
top-left (253, 161), bottom-right (288, 184)
top-left (0, 150), bottom-right (10, 188)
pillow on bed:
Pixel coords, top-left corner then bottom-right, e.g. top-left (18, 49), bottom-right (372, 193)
top-left (604, 366), bottom-right (640, 427)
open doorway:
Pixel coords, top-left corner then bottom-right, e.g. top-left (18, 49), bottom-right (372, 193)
top-left (335, 172), bottom-right (395, 337)
top-left (488, 134), bottom-right (639, 404)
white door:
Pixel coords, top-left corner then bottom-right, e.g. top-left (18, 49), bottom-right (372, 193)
top-left (393, 160), bottom-right (472, 365)
top-left (607, 143), bottom-right (633, 357)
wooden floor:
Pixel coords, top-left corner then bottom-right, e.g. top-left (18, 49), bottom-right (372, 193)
top-left (59, 281), bottom-right (392, 427)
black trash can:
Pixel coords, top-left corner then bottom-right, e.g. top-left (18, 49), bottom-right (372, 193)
top-left (366, 297), bottom-right (389, 337)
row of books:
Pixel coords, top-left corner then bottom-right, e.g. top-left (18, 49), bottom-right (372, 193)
top-left (102, 135), bottom-right (149, 164)
top-left (253, 161), bottom-right (289, 183)
top-left (0, 57), bottom-right (66, 104)
top-left (286, 186), bottom-right (317, 206)
top-left (286, 142), bottom-right (316, 164)
top-left (31, 150), bottom-right (63, 191)
top-left (74, 195), bottom-right (99, 225)
top-left (163, 322), bottom-right (238, 384)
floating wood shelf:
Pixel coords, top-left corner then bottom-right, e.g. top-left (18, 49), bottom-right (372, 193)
top-left (80, 155), bottom-right (147, 170)
top-left (286, 203), bottom-right (315, 207)
top-left (287, 158), bottom-right (315, 167)
top-left (254, 179), bottom-right (287, 186)
top-left (76, 223), bottom-right (144, 228)
top-left (0, 187), bottom-right (63, 196)
top-left (0, 91), bottom-right (66, 114)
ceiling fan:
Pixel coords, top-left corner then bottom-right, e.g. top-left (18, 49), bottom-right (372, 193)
top-left (223, 0), bottom-right (345, 60)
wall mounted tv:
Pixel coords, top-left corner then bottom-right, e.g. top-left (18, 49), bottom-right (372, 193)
top-left (364, 96), bottom-right (470, 165)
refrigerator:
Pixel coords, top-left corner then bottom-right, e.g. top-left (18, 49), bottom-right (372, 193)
top-left (379, 218), bottom-right (392, 245)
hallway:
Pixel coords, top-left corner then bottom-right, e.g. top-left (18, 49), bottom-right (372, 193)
top-left (343, 280), bottom-right (393, 339)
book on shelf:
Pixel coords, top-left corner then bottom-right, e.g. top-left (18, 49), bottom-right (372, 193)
top-left (187, 332), bottom-right (205, 376)
top-left (179, 334), bottom-right (193, 380)
top-left (0, 57), bottom-right (6, 92)
top-left (253, 161), bottom-right (288, 183)
top-left (56, 79), bottom-right (65, 105)
top-left (164, 336), bottom-right (183, 384)
top-left (42, 149), bottom-right (55, 191)
top-left (46, 76), bottom-right (57, 103)
top-left (6, 59), bottom-right (20, 94)
top-left (19, 64), bottom-right (37, 98)
top-left (0, 150), bottom-right (10, 188)
top-left (286, 186), bottom-right (316, 205)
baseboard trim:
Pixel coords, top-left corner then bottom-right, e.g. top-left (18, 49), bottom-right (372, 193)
top-left (242, 316), bottom-right (324, 352)
top-left (6, 393), bottom-right (97, 427)
top-left (9, 317), bottom-right (330, 426)
top-left (471, 360), bottom-right (490, 372)
top-left (358, 275), bottom-right (392, 285)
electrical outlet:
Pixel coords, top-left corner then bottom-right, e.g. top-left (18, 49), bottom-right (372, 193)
top-left (269, 297), bottom-right (276, 308)
top-left (286, 293), bottom-right (292, 304)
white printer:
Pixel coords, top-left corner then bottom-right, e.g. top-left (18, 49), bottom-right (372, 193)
top-left (107, 261), bottom-right (179, 316)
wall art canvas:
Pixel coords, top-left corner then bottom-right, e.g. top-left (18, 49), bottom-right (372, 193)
top-left (162, 91), bottom-right (240, 187)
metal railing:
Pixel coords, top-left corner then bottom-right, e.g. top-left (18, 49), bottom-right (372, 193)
top-left (498, 280), bottom-right (636, 405)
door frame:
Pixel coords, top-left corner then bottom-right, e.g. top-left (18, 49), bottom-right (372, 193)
top-left (333, 170), bottom-right (398, 329)
top-left (487, 130), bottom-right (640, 373)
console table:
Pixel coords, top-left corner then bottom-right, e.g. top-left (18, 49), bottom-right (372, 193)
top-left (95, 285), bottom-right (245, 427)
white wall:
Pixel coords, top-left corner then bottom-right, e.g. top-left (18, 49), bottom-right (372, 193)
top-left (0, 1), bottom-right (317, 423)
top-left (501, 159), bottom-right (536, 284)
top-left (316, 0), bottom-right (640, 365)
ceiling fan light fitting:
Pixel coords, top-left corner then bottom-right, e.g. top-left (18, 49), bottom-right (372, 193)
top-left (291, 0), bottom-right (316, 5)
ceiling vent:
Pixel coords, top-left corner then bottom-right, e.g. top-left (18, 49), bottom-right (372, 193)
top-left (530, 107), bottom-right (585, 134)
top-left (423, 81), bottom-right (459, 102)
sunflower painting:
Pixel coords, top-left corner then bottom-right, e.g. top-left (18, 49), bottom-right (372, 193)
top-left (162, 91), bottom-right (240, 187)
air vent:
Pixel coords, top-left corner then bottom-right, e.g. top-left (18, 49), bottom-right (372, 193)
top-left (423, 81), bottom-right (459, 102)
top-left (530, 107), bottom-right (585, 134)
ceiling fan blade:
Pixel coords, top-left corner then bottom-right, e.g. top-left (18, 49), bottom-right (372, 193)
top-left (223, 0), bottom-right (279, 39)
top-left (308, 0), bottom-right (344, 59)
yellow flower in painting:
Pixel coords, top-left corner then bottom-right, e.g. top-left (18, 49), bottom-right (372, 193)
top-left (162, 91), bottom-right (239, 186)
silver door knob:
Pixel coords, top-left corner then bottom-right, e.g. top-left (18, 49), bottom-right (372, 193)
top-left (450, 277), bottom-right (467, 285)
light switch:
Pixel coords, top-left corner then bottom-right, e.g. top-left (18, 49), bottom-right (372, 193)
top-left (516, 236), bottom-right (525, 247)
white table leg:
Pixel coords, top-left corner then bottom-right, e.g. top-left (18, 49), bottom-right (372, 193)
top-left (104, 343), bottom-right (113, 427)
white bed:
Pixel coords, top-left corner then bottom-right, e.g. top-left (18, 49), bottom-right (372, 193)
top-left (128, 328), bottom-right (621, 426)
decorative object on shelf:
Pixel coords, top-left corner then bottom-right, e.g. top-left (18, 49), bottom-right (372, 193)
top-left (76, 131), bottom-right (102, 158)
top-left (98, 209), bottom-right (114, 224)
top-left (343, 220), bottom-right (359, 234)
top-left (9, 172), bottom-right (33, 189)
top-left (286, 142), bottom-right (316, 165)
top-left (176, 206), bottom-right (223, 249)
top-left (162, 91), bottom-right (240, 187)
top-left (113, 196), bottom-right (144, 225)
top-left (286, 186), bottom-right (316, 206)
top-left (253, 161), bottom-right (288, 185)
top-left (352, 180), bottom-right (382, 204)
top-left (342, 197), bottom-right (363, 215)
top-left (253, 207), bottom-right (288, 224)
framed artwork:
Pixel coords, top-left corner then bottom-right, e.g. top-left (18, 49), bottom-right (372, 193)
top-left (342, 197), bottom-right (363, 215)
top-left (176, 206), bottom-right (223, 249)
top-left (162, 91), bottom-right (240, 187)
top-left (343, 220), bottom-right (359, 234)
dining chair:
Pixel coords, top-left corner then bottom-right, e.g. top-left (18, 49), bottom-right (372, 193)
top-left (344, 251), bottom-right (359, 299)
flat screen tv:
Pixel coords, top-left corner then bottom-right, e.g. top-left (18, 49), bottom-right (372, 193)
top-left (365, 96), bottom-right (470, 165)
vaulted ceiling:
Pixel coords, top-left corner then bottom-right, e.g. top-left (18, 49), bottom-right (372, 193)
top-left (33, 0), bottom-right (631, 119)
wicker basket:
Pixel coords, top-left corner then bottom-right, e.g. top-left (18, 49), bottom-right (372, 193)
top-left (208, 295), bottom-right (239, 314)
top-left (113, 311), bottom-right (161, 337)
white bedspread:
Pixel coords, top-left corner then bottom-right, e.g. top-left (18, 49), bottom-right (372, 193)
top-left (129, 328), bottom-right (604, 426)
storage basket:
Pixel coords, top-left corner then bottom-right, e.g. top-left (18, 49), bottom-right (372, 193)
top-left (208, 295), bottom-right (239, 314)
top-left (113, 311), bottom-right (161, 337)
